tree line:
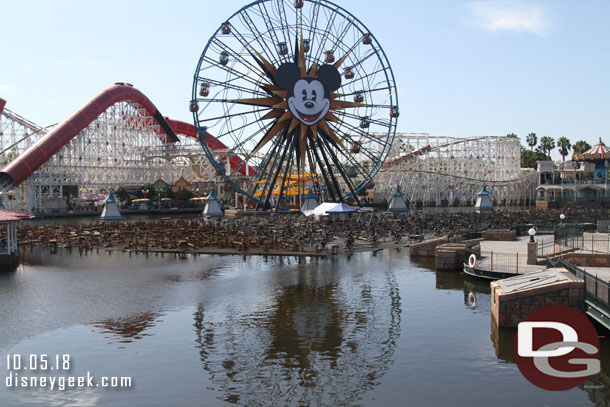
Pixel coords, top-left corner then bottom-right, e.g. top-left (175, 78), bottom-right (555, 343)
top-left (506, 133), bottom-right (593, 168)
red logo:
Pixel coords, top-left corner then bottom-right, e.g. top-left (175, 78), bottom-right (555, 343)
top-left (514, 306), bottom-right (600, 391)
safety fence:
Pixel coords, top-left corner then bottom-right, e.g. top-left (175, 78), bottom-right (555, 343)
top-left (547, 257), bottom-right (610, 314)
top-left (537, 234), bottom-right (610, 258)
top-left (464, 246), bottom-right (528, 275)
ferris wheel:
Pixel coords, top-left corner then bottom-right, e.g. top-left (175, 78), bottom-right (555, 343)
top-left (192, 0), bottom-right (398, 209)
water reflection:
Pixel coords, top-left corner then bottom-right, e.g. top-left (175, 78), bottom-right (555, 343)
top-left (89, 312), bottom-right (162, 344)
top-left (434, 271), bottom-right (491, 311)
top-left (193, 269), bottom-right (401, 405)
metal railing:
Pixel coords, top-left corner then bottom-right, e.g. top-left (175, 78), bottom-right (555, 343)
top-left (555, 223), bottom-right (598, 240)
top-left (538, 234), bottom-right (610, 258)
top-left (464, 246), bottom-right (527, 275)
top-left (547, 257), bottom-right (610, 314)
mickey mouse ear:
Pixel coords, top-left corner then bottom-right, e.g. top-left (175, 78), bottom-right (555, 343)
top-left (317, 65), bottom-right (342, 91)
top-left (275, 63), bottom-right (301, 89)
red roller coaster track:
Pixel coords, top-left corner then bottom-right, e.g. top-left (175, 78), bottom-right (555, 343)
top-left (0, 83), bottom-right (248, 190)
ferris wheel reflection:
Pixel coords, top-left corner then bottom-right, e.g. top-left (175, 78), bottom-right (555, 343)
top-left (193, 271), bottom-right (401, 405)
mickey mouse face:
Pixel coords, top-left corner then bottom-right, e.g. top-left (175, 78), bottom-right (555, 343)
top-left (288, 78), bottom-right (329, 125)
top-left (276, 62), bottom-right (342, 127)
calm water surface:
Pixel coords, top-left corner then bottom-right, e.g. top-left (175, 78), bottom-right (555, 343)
top-left (0, 246), bottom-right (608, 406)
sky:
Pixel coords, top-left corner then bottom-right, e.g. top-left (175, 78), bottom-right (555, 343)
top-left (1, 0), bottom-right (608, 160)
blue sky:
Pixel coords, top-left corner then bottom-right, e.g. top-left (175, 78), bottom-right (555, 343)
top-left (1, 0), bottom-right (608, 159)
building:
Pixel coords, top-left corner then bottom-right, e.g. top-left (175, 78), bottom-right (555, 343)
top-left (0, 209), bottom-right (34, 268)
top-left (202, 190), bottom-right (223, 217)
top-left (172, 176), bottom-right (192, 194)
top-left (100, 191), bottom-right (122, 220)
top-left (388, 186), bottom-right (408, 212)
top-left (536, 155), bottom-right (609, 209)
top-left (474, 186), bottom-right (494, 211)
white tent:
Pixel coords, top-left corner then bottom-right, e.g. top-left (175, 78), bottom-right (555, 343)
top-left (100, 191), bottom-right (122, 220)
top-left (202, 190), bottom-right (223, 217)
top-left (303, 202), bottom-right (357, 217)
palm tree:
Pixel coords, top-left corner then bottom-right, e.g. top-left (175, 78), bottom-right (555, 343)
top-left (573, 140), bottom-right (592, 155)
top-left (557, 137), bottom-right (572, 161)
top-left (526, 133), bottom-right (537, 151)
top-left (539, 136), bottom-right (555, 158)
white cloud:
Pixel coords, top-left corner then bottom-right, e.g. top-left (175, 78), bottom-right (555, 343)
top-left (468, 1), bottom-right (552, 37)
top-left (0, 84), bottom-right (9, 92)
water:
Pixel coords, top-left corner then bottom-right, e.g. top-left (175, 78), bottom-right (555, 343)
top-left (0, 247), bottom-right (607, 406)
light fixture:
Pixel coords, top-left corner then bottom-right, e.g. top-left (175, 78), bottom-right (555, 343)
top-left (528, 227), bottom-right (537, 242)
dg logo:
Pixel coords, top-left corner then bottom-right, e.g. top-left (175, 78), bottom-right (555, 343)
top-left (515, 305), bottom-right (600, 391)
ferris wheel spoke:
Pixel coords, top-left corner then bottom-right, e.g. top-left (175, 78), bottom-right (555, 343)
top-left (338, 111), bottom-right (391, 128)
top-left (238, 11), bottom-right (281, 67)
top-left (249, 134), bottom-right (285, 202)
top-left (325, 134), bottom-right (374, 179)
top-left (314, 133), bottom-right (344, 201)
top-left (261, 132), bottom-right (293, 208)
top-left (320, 132), bottom-right (362, 205)
top-left (327, 120), bottom-right (385, 150)
top-left (340, 66), bottom-right (387, 91)
top-left (275, 135), bottom-right (297, 210)
top-left (310, 10), bottom-right (338, 64)
top-left (227, 24), bottom-right (283, 84)
top-left (196, 107), bottom-right (270, 124)
top-left (227, 120), bottom-right (278, 176)
top-left (209, 38), bottom-right (270, 80)
top-left (344, 49), bottom-right (378, 72)
top-left (201, 56), bottom-right (266, 89)
top-left (274, 0), bottom-right (294, 57)
top-left (197, 78), bottom-right (271, 99)
top-left (324, 135), bottom-right (377, 179)
top-left (305, 145), bottom-right (323, 197)
top-left (302, 1), bottom-right (320, 69)
top-left (212, 113), bottom-right (271, 142)
top-left (256, 2), bottom-right (288, 64)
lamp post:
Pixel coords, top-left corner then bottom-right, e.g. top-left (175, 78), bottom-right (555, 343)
top-left (560, 213), bottom-right (566, 224)
top-left (528, 227), bottom-right (537, 243)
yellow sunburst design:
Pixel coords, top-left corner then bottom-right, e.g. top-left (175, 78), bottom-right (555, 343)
top-left (231, 31), bottom-right (366, 167)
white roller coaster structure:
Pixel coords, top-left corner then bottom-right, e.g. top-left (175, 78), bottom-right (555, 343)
top-left (374, 133), bottom-right (537, 206)
top-left (0, 100), bottom-right (218, 212)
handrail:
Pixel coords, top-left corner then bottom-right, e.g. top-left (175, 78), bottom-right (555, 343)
top-left (547, 256), bottom-right (610, 314)
top-left (464, 245), bottom-right (526, 275)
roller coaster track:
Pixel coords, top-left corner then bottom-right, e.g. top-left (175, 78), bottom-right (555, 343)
top-left (0, 83), bottom-right (248, 193)
top-left (383, 136), bottom-right (492, 168)
top-left (393, 169), bottom-right (536, 185)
